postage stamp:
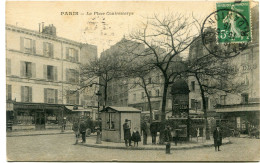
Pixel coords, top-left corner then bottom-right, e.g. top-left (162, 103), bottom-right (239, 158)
top-left (216, 1), bottom-right (251, 43)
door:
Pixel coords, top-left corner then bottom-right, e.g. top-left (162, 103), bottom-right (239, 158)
top-left (35, 111), bottom-right (45, 130)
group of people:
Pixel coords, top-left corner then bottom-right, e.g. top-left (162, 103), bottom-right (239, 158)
top-left (72, 119), bottom-right (87, 144)
top-left (123, 119), bottom-right (141, 147)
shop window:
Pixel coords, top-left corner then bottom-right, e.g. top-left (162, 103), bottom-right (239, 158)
top-left (21, 86), bottom-right (32, 102)
top-left (15, 110), bottom-right (34, 125)
top-left (44, 88), bottom-right (58, 104)
top-left (107, 113), bottom-right (115, 130)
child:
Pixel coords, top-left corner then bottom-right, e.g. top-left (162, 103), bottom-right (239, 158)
top-left (132, 127), bottom-right (141, 147)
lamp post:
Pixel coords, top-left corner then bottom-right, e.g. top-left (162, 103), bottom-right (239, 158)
top-left (96, 90), bottom-right (102, 144)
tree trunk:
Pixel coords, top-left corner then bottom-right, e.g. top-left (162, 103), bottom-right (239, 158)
top-left (104, 82), bottom-right (108, 107)
top-left (195, 74), bottom-right (210, 140)
top-left (141, 77), bottom-right (153, 124)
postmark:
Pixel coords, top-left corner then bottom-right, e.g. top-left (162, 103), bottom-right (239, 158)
top-left (201, 1), bottom-right (251, 58)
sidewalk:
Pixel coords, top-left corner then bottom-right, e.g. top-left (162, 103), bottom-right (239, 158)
top-left (79, 136), bottom-right (231, 150)
top-left (6, 129), bottom-right (74, 137)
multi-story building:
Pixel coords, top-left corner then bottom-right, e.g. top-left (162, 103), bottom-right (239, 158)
top-left (188, 5), bottom-right (259, 134)
top-left (6, 23), bottom-right (97, 130)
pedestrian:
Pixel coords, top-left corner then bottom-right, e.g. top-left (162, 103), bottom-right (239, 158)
top-left (79, 119), bottom-right (87, 143)
top-left (72, 120), bottom-right (80, 145)
top-left (132, 127), bottom-right (141, 147)
top-left (213, 126), bottom-right (222, 151)
top-left (123, 119), bottom-right (132, 147)
top-left (164, 125), bottom-right (172, 143)
top-left (150, 122), bottom-right (157, 145)
top-left (63, 117), bottom-right (67, 130)
top-left (141, 121), bottom-right (148, 145)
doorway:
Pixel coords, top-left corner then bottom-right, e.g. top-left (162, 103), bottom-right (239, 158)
top-left (35, 111), bottom-right (45, 130)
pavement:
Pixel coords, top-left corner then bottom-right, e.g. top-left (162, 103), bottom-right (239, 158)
top-left (79, 135), bottom-right (231, 150)
top-left (6, 129), bottom-right (231, 150)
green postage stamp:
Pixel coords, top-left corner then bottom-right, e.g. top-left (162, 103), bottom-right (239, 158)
top-left (216, 1), bottom-right (251, 43)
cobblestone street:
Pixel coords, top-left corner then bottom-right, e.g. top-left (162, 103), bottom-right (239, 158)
top-left (7, 134), bottom-right (260, 161)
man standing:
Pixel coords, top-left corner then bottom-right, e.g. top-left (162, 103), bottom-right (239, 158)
top-left (213, 126), bottom-right (222, 151)
top-left (72, 119), bottom-right (80, 145)
top-left (123, 119), bottom-right (131, 147)
top-left (79, 119), bottom-right (87, 143)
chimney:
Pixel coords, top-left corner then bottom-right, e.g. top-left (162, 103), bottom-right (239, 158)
top-left (38, 23), bottom-right (41, 33)
top-left (42, 22), bottom-right (44, 32)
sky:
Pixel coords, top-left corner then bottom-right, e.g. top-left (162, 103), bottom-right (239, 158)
top-left (5, 1), bottom-right (222, 56)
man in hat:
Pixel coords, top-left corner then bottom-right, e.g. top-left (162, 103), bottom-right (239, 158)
top-left (213, 126), bottom-right (222, 151)
top-left (123, 119), bottom-right (132, 147)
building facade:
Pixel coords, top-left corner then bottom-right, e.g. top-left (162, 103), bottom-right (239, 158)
top-left (6, 23), bottom-right (97, 130)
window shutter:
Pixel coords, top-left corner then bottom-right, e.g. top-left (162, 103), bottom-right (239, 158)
top-left (43, 65), bottom-right (47, 79)
top-left (31, 63), bottom-right (36, 78)
top-left (75, 50), bottom-right (79, 62)
top-left (44, 88), bottom-right (47, 103)
top-left (66, 90), bottom-right (69, 104)
top-left (20, 37), bottom-right (24, 52)
top-left (66, 47), bottom-right (69, 60)
top-left (32, 40), bottom-right (36, 54)
top-left (66, 69), bottom-right (69, 82)
top-left (54, 66), bottom-right (57, 81)
top-left (50, 43), bottom-right (54, 58)
top-left (30, 39), bottom-right (33, 53)
top-left (76, 92), bottom-right (79, 105)
top-left (29, 87), bottom-right (32, 102)
top-left (55, 89), bottom-right (58, 104)
top-left (20, 61), bottom-right (25, 77)
top-left (27, 63), bottom-right (32, 78)
top-left (21, 86), bottom-right (24, 102)
top-left (6, 58), bottom-right (11, 75)
top-left (43, 42), bottom-right (46, 56)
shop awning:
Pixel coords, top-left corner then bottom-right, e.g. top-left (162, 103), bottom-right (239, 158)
top-left (216, 106), bottom-right (260, 112)
top-left (65, 105), bottom-right (90, 112)
top-left (13, 102), bottom-right (64, 110)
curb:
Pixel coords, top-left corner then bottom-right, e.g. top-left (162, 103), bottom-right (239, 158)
top-left (79, 140), bottom-right (232, 150)
top-left (6, 132), bottom-right (74, 137)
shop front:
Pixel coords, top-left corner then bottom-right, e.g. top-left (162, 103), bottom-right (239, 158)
top-left (11, 102), bottom-right (69, 130)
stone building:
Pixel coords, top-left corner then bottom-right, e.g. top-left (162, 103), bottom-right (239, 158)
top-left (6, 23), bottom-right (97, 130)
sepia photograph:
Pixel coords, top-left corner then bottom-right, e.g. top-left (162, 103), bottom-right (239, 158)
top-left (4, 0), bottom-right (260, 162)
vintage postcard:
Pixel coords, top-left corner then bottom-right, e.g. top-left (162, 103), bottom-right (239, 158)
top-left (5, 0), bottom-right (260, 162)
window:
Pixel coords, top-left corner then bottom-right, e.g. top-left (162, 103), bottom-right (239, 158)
top-left (44, 88), bottom-right (58, 104)
top-left (66, 90), bottom-right (79, 105)
top-left (66, 69), bottom-right (79, 83)
top-left (6, 58), bottom-right (11, 75)
top-left (66, 48), bottom-right (78, 62)
top-left (148, 90), bottom-right (152, 96)
top-left (156, 89), bottom-right (160, 96)
top-left (205, 97), bottom-right (209, 110)
top-left (191, 99), bottom-right (196, 109)
top-left (21, 61), bottom-right (35, 78)
top-left (21, 86), bottom-right (32, 102)
top-left (133, 93), bottom-right (136, 101)
top-left (6, 85), bottom-right (12, 100)
top-left (47, 66), bottom-right (54, 80)
top-left (141, 92), bottom-right (145, 99)
top-left (20, 37), bottom-right (35, 54)
top-left (107, 113), bottom-right (115, 130)
top-left (43, 65), bottom-right (57, 81)
top-left (241, 93), bottom-right (249, 104)
top-left (148, 77), bottom-right (152, 84)
top-left (243, 75), bottom-right (249, 85)
top-left (191, 81), bottom-right (195, 91)
top-left (220, 95), bottom-right (226, 105)
top-left (43, 42), bottom-right (53, 57)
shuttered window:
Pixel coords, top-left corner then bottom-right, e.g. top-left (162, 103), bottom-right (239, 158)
top-left (21, 86), bottom-right (32, 102)
top-left (43, 65), bottom-right (57, 81)
top-left (66, 47), bottom-right (78, 62)
top-left (20, 61), bottom-right (36, 78)
top-left (66, 90), bottom-right (79, 105)
top-left (6, 85), bottom-right (12, 100)
top-left (66, 69), bottom-right (79, 84)
top-left (6, 58), bottom-right (11, 75)
top-left (43, 42), bottom-right (53, 57)
top-left (44, 88), bottom-right (58, 104)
